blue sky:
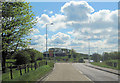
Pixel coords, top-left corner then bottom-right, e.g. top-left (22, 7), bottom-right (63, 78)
top-left (26, 0), bottom-right (119, 2)
top-left (29, 1), bottom-right (118, 54)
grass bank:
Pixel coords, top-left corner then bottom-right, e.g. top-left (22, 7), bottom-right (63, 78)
top-left (2, 62), bottom-right (54, 83)
top-left (0, 63), bottom-right (1, 70)
top-left (91, 60), bottom-right (119, 70)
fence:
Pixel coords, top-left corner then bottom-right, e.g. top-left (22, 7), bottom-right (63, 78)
top-left (9, 60), bottom-right (47, 79)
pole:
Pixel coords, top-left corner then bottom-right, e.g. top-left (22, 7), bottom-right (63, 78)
top-left (45, 23), bottom-right (53, 61)
top-left (46, 24), bottom-right (48, 60)
top-left (54, 48), bottom-right (55, 63)
top-left (96, 44), bottom-right (98, 62)
top-left (88, 39), bottom-right (90, 63)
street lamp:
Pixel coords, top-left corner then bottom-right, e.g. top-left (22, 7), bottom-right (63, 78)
top-left (53, 42), bottom-right (57, 63)
top-left (84, 37), bottom-right (90, 63)
top-left (88, 38), bottom-right (90, 63)
top-left (46, 23), bottom-right (53, 60)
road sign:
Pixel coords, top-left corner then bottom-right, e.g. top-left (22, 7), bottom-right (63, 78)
top-left (49, 50), bottom-right (53, 56)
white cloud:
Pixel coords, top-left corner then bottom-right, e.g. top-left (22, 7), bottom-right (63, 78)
top-left (49, 11), bottom-right (53, 14)
top-left (49, 32), bottom-right (71, 45)
top-left (29, 32), bottom-right (72, 52)
top-left (36, 14), bottom-right (66, 31)
top-left (44, 10), bottom-right (47, 12)
top-left (30, 28), bottom-right (40, 35)
top-left (33, 1), bottom-right (118, 53)
top-left (40, 14), bottom-right (51, 23)
top-left (61, 1), bottom-right (94, 22)
top-left (29, 34), bottom-right (46, 52)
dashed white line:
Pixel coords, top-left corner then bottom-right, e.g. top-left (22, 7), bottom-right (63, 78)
top-left (72, 63), bottom-right (93, 82)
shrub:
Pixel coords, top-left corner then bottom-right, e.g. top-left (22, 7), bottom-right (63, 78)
top-left (14, 48), bottom-right (43, 65)
top-left (15, 51), bottom-right (31, 65)
top-left (105, 60), bottom-right (118, 68)
top-left (24, 49), bottom-right (43, 62)
top-left (78, 58), bottom-right (84, 63)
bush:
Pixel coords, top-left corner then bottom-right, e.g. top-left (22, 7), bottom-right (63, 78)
top-left (14, 48), bottom-right (43, 65)
top-left (24, 49), bottom-right (43, 62)
top-left (78, 58), bottom-right (84, 63)
top-left (15, 51), bottom-right (31, 65)
top-left (105, 60), bottom-right (118, 68)
top-left (106, 61), bottom-right (113, 66)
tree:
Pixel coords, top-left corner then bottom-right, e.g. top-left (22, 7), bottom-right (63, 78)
top-left (15, 48), bottom-right (43, 65)
top-left (2, 2), bottom-right (36, 72)
top-left (15, 51), bottom-right (31, 65)
top-left (71, 49), bottom-right (76, 58)
top-left (103, 52), bottom-right (109, 61)
top-left (24, 48), bottom-right (43, 62)
top-left (91, 53), bottom-right (101, 62)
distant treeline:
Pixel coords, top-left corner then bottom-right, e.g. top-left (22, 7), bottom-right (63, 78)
top-left (91, 51), bottom-right (119, 62)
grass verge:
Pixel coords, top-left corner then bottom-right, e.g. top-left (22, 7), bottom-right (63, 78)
top-left (2, 62), bottom-right (54, 83)
top-left (0, 63), bottom-right (1, 71)
top-left (91, 62), bottom-right (118, 70)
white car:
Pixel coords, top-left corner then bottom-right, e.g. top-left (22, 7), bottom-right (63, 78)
top-left (90, 60), bottom-right (94, 62)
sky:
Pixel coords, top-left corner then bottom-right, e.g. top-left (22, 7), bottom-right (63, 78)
top-left (26, 0), bottom-right (119, 2)
top-left (28, 1), bottom-right (118, 54)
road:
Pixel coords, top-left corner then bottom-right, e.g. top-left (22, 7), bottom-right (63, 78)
top-left (42, 63), bottom-right (92, 82)
top-left (73, 63), bottom-right (118, 82)
top-left (42, 63), bottom-right (118, 83)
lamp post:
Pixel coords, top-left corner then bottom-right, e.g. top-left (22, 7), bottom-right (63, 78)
top-left (46, 23), bottom-right (53, 61)
top-left (54, 48), bottom-right (56, 63)
top-left (53, 42), bottom-right (57, 63)
top-left (88, 38), bottom-right (90, 63)
top-left (84, 37), bottom-right (90, 63)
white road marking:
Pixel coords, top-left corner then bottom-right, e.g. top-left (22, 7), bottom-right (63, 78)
top-left (78, 70), bottom-right (83, 74)
top-left (72, 63), bottom-right (93, 82)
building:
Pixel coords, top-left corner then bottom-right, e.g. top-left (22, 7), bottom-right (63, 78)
top-left (43, 48), bottom-right (71, 57)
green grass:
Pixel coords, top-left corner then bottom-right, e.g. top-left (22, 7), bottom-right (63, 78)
top-left (91, 61), bottom-right (118, 70)
top-left (2, 60), bottom-right (54, 82)
top-left (6, 59), bottom-right (16, 62)
top-left (2, 64), bottom-right (53, 82)
top-left (5, 59), bottom-right (16, 68)
top-left (0, 62), bottom-right (1, 70)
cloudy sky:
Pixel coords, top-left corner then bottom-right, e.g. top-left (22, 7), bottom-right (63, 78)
top-left (28, 1), bottom-right (118, 54)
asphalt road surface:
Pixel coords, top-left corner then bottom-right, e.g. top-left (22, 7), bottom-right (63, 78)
top-left (73, 63), bottom-right (118, 82)
top-left (42, 63), bottom-right (92, 82)
top-left (42, 63), bottom-right (118, 83)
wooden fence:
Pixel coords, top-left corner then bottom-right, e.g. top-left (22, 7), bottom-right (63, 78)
top-left (9, 61), bottom-right (47, 79)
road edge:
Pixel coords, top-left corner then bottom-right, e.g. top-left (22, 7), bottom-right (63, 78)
top-left (36, 64), bottom-right (55, 83)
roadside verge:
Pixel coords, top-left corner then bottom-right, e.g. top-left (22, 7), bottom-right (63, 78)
top-left (36, 64), bottom-right (55, 83)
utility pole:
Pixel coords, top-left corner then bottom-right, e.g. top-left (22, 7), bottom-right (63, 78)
top-left (46, 24), bottom-right (48, 59)
top-left (54, 48), bottom-right (56, 63)
top-left (46, 23), bottom-right (53, 61)
top-left (88, 39), bottom-right (90, 63)
top-left (54, 43), bottom-right (56, 63)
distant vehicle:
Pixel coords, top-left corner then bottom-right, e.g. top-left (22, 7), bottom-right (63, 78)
top-left (90, 60), bottom-right (94, 62)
